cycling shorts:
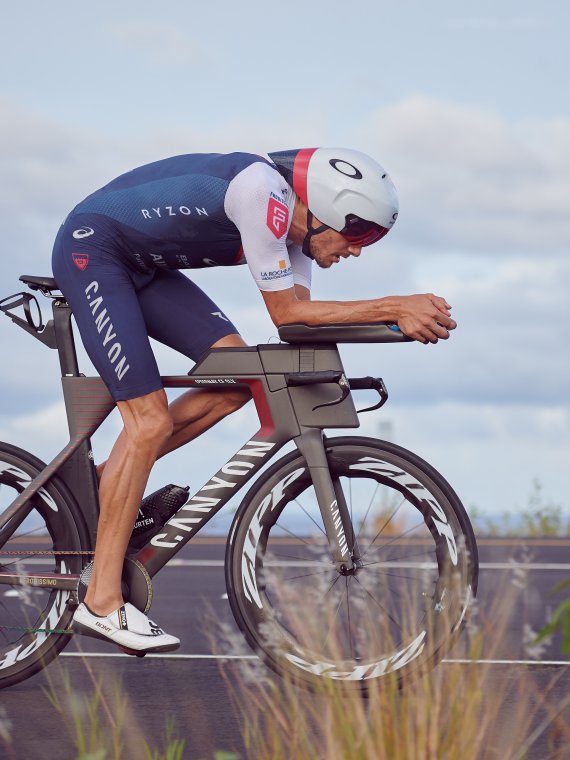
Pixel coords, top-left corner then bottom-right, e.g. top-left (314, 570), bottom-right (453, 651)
top-left (51, 216), bottom-right (239, 401)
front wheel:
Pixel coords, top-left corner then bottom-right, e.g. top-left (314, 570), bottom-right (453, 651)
top-left (226, 436), bottom-right (478, 690)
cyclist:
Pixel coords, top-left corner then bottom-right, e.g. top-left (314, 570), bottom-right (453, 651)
top-left (51, 148), bottom-right (456, 653)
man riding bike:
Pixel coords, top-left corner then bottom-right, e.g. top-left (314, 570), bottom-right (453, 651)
top-left (51, 147), bottom-right (456, 653)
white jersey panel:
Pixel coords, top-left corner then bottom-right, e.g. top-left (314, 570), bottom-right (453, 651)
top-left (224, 162), bottom-right (312, 292)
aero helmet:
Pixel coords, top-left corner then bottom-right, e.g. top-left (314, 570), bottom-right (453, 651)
top-left (268, 148), bottom-right (399, 256)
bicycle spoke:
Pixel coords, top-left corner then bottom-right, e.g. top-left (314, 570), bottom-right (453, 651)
top-left (269, 551), bottom-right (328, 564)
top-left (280, 567), bottom-right (336, 583)
top-left (0, 552), bottom-right (58, 571)
top-left (360, 520), bottom-right (428, 561)
top-left (356, 482), bottom-right (380, 541)
top-left (345, 577), bottom-right (355, 660)
top-left (324, 573), bottom-right (342, 597)
top-left (363, 568), bottom-right (436, 584)
top-left (292, 498), bottom-right (327, 538)
top-left (352, 575), bottom-right (403, 633)
top-left (274, 521), bottom-right (315, 546)
top-left (372, 572), bottom-right (410, 605)
top-left (322, 576), bottom-right (350, 651)
top-left (359, 495), bottom-right (406, 557)
top-left (363, 547), bottom-right (437, 565)
top-left (6, 521), bottom-right (50, 541)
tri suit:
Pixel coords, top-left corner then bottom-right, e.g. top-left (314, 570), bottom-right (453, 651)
top-left (52, 151), bottom-right (311, 401)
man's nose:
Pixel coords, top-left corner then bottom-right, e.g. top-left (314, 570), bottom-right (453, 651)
top-left (347, 246), bottom-right (362, 257)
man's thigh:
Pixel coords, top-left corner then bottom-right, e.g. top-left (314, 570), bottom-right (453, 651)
top-left (53, 245), bottom-right (163, 401)
top-left (136, 269), bottom-right (242, 361)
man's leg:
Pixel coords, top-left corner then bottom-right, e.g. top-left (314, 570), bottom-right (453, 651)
top-left (96, 334), bottom-right (251, 480)
top-left (85, 389), bottom-right (173, 615)
top-left (158, 333), bottom-right (251, 457)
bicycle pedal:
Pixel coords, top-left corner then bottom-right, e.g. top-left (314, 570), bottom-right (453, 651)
top-left (118, 646), bottom-right (146, 658)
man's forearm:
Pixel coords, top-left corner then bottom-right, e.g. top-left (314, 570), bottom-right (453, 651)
top-left (262, 288), bottom-right (456, 343)
top-left (272, 295), bottom-right (403, 326)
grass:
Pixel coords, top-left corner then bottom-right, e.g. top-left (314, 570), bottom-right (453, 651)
top-left (469, 479), bottom-right (570, 537)
top-left (2, 476), bottom-right (570, 758)
top-left (41, 659), bottom-right (186, 760)
top-left (215, 564), bottom-right (570, 760)
top-left (2, 571), bottom-right (569, 760)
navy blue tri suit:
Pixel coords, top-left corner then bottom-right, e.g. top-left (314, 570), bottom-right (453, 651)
top-left (52, 151), bottom-right (312, 401)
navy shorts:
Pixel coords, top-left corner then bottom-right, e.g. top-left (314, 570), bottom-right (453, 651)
top-left (51, 216), bottom-right (239, 401)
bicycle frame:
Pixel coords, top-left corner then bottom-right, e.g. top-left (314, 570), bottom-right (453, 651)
top-left (1, 283), bottom-right (394, 596)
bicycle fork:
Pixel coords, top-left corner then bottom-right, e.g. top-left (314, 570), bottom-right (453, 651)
top-left (294, 429), bottom-right (362, 574)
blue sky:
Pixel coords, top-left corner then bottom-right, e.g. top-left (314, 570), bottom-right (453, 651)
top-left (0, 0), bottom-right (568, 518)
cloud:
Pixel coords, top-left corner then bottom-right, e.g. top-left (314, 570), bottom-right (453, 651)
top-left (359, 96), bottom-right (570, 255)
top-left (355, 398), bottom-right (570, 512)
top-left (0, 95), bottom-right (568, 514)
top-left (0, 401), bottom-right (69, 456)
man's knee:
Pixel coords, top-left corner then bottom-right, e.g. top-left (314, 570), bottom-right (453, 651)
top-left (118, 391), bottom-right (174, 448)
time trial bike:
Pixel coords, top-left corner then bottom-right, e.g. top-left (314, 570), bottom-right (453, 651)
top-left (0, 275), bottom-right (478, 691)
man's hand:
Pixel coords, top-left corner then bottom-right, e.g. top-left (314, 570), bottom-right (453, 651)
top-left (396, 293), bottom-right (456, 344)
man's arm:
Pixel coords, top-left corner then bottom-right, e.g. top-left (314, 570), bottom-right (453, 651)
top-left (262, 287), bottom-right (456, 344)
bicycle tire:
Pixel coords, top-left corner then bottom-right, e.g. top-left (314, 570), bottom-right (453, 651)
top-left (226, 436), bottom-right (478, 690)
top-left (0, 442), bottom-right (89, 689)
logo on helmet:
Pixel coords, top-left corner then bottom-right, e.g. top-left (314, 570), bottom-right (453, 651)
top-left (329, 159), bottom-right (363, 180)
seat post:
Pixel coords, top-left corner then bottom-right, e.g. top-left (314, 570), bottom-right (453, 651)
top-left (52, 298), bottom-right (80, 376)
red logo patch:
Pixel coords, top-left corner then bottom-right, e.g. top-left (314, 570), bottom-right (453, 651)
top-left (72, 253), bottom-right (89, 271)
top-left (266, 197), bottom-right (289, 239)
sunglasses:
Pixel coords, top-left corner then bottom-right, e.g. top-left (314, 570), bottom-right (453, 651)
top-left (340, 216), bottom-right (390, 247)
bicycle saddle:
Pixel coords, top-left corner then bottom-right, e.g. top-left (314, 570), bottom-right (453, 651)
top-left (19, 275), bottom-right (59, 292)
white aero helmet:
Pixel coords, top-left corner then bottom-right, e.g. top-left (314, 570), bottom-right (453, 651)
top-left (268, 148), bottom-right (399, 249)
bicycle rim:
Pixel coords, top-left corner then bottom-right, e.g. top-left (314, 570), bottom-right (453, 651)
top-left (227, 437), bottom-right (477, 689)
top-left (0, 444), bottom-right (84, 688)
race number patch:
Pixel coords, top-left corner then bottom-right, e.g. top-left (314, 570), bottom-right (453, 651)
top-left (266, 195), bottom-right (289, 239)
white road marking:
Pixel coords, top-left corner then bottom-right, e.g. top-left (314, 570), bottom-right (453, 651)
top-left (9, 559), bottom-right (570, 571)
top-left (164, 560), bottom-right (570, 571)
top-left (59, 652), bottom-right (570, 665)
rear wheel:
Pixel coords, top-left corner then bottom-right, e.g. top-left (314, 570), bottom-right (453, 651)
top-left (226, 437), bottom-right (478, 690)
top-left (0, 443), bottom-right (87, 689)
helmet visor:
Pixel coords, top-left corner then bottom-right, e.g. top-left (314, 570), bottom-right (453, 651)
top-left (340, 216), bottom-right (390, 247)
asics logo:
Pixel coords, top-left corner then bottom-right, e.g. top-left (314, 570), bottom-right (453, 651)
top-left (73, 227), bottom-right (94, 239)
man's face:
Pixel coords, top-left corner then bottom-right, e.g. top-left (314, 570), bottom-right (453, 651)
top-left (309, 227), bottom-right (363, 269)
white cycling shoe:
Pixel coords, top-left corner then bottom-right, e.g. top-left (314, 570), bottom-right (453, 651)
top-left (72, 602), bottom-right (180, 655)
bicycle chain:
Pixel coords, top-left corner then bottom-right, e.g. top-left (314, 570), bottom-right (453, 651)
top-left (0, 550), bottom-right (94, 555)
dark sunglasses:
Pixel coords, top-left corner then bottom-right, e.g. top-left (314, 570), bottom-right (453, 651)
top-left (340, 216), bottom-right (390, 246)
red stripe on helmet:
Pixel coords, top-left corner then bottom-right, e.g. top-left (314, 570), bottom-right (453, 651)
top-left (292, 148), bottom-right (317, 205)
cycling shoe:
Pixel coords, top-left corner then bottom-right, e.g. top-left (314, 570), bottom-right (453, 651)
top-left (72, 602), bottom-right (180, 653)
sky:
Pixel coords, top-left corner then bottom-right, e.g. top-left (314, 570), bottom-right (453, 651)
top-left (0, 0), bottom-right (568, 522)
